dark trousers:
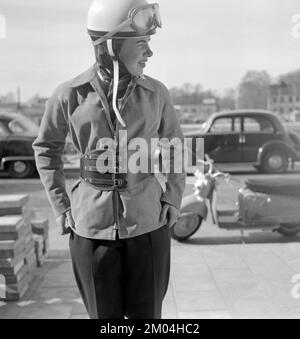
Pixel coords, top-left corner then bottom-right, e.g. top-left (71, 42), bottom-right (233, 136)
top-left (69, 225), bottom-right (171, 319)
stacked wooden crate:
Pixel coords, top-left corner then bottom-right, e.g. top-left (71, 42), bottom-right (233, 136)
top-left (0, 195), bottom-right (36, 301)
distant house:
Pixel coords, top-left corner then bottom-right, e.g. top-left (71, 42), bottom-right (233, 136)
top-left (268, 82), bottom-right (300, 121)
top-left (202, 98), bottom-right (219, 118)
top-left (175, 98), bottom-right (219, 124)
top-left (22, 95), bottom-right (47, 126)
top-left (0, 103), bottom-right (18, 113)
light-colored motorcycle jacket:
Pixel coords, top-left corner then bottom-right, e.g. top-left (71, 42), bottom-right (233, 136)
top-left (32, 64), bottom-right (186, 240)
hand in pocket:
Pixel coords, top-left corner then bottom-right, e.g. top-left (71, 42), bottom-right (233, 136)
top-left (56, 210), bottom-right (76, 236)
top-left (159, 203), bottom-right (180, 228)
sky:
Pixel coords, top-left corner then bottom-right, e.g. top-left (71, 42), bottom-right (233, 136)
top-left (0, 0), bottom-right (300, 101)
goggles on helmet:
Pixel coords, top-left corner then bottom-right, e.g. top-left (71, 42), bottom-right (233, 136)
top-left (92, 3), bottom-right (162, 46)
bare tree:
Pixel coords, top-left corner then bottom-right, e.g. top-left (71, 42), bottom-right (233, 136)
top-left (237, 70), bottom-right (271, 109)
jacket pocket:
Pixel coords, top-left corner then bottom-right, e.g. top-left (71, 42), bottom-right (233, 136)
top-left (119, 176), bottom-right (164, 228)
top-left (70, 180), bottom-right (115, 231)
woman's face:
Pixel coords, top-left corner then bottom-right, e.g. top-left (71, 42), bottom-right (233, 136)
top-left (118, 37), bottom-right (153, 76)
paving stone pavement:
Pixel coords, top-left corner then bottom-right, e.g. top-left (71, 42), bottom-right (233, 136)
top-left (1, 227), bottom-right (300, 319)
top-left (1, 172), bottom-right (300, 319)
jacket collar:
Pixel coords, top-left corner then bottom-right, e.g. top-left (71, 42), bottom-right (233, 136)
top-left (70, 64), bottom-right (156, 93)
top-left (70, 64), bottom-right (98, 88)
top-left (132, 76), bottom-right (156, 92)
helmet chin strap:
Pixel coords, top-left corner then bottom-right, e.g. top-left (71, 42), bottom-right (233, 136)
top-left (107, 39), bottom-right (127, 128)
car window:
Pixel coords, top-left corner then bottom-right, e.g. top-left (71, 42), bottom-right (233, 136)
top-left (8, 120), bottom-right (26, 133)
top-left (244, 117), bottom-right (275, 134)
top-left (243, 118), bottom-right (261, 132)
top-left (209, 117), bottom-right (241, 133)
top-left (210, 118), bottom-right (233, 133)
top-left (234, 118), bottom-right (242, 133)
top-left (0, 115), bottom-right (39, 134)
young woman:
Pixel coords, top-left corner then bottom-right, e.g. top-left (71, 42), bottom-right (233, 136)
top-left (33, 0), bottom-right (186, 319)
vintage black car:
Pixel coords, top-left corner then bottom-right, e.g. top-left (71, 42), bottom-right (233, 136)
top-left (185, 110), bottom-right (300, 174)
top-left (0, 112), bottom-right (38, 178)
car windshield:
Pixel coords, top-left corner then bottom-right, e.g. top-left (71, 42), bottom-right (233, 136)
top-left (202, 116), bottom-right (216, 131)
top-left (2, 115), bottom-right (39, 135)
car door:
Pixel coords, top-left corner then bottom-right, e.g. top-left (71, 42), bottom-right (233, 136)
top-left (0, 122), bottom-right (9, 162)
top-left (205, 116), bottom-right (243, 162)
top-left (242, 115), bottom-right (280, 162)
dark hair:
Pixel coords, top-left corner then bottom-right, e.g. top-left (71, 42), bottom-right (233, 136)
top-left (91, 36), bottom-right (125, 54)
top-left (93, 38), bottom-right (128, 74)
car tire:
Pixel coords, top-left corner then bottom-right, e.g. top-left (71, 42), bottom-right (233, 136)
top-left (7, 160), bottom-right (36, 179)
top-left (277, 224), bottom-right (300, 237)
top-left (261, 150), bottom-right (288, 174)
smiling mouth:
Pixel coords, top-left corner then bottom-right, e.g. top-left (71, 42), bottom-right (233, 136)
top-left (139, 61), bottom-right (147, 67)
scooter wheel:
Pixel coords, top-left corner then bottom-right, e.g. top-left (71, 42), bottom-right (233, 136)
top-left (170, 213), bottom-right (202, 242)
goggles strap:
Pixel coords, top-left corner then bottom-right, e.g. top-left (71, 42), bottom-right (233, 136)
top-left (107, 39), bottom-right (126, 128)
top-left (93, 20), bottom-right (130, 46)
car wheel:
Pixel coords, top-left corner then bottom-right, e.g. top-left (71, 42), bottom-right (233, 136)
top-left (262, 150), bottom-right (288, 174)
top-left (7, 160), bottom-right (36, 179)
top-left (277, 224), bottom-right (300, 237)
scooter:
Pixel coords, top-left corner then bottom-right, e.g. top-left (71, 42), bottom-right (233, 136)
top-left (170, 156), bottom-right (300, 242)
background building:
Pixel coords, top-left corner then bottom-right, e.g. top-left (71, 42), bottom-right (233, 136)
top-left (174, 98), bottom-right (219, 124)
top-left (268, 81), bottom-right (300, 121)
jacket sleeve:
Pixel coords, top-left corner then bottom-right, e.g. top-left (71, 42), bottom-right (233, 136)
top-left (158, 84), bottom-right (187, 210)
top-left (32, 85), bottom-right (71, 218)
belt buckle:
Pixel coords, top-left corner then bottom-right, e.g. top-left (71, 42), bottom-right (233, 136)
top-left (114, 178), bottom-right (123, 187)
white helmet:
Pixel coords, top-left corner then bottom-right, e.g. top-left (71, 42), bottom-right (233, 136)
top-left (87, 0), bottom-right (162, 128)
top-left (87, 0), bottom-right (162, 46)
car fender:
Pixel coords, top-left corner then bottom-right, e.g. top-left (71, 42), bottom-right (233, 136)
top-left (257, 141), bottom-right (298, 166)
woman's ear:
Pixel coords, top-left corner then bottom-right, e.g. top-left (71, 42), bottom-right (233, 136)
top-left (94, 43), bottom-right (111, 67)
top-left (113, 39), bottom-right (125, 58)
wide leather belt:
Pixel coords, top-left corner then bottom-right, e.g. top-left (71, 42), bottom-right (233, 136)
top-left (80, 150), bottom-right (156, 191)
top-left (80, 155), bottom-right (128, 191)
